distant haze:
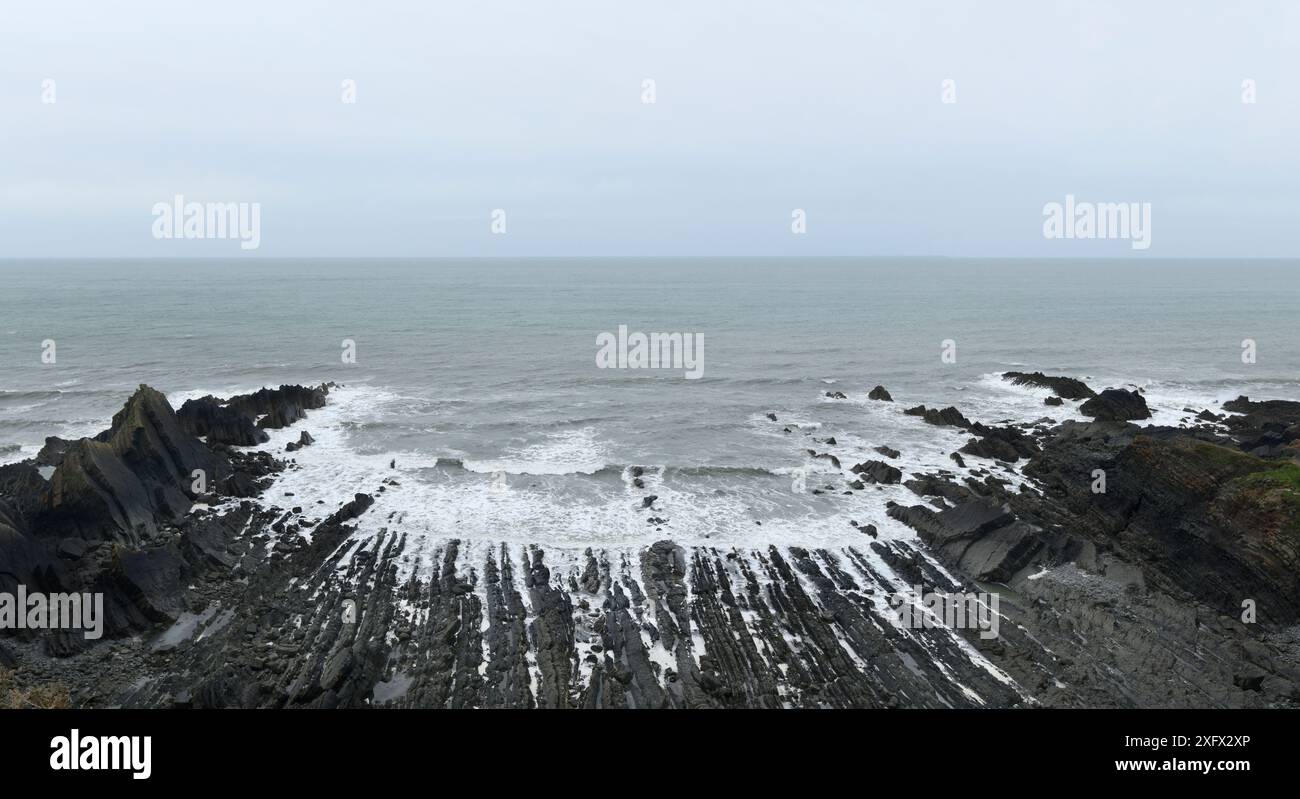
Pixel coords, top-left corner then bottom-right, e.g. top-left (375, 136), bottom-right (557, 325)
top-left (1, 1), bottom-right (1297, 257)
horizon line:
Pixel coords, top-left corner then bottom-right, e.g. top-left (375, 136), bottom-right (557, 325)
top-left (2, 255), bottom-right (1297, 261)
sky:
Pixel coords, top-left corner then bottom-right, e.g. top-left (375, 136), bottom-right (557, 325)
top-left (1, 0), bottom-right (1297, 257)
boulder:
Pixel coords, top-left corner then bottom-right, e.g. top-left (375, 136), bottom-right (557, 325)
top-left (851, 460), bottom-right (902, 484)
top-left (285, 431), bottom-right (315, 453)
top-left (1079, 388), bottom-right (1151, 422)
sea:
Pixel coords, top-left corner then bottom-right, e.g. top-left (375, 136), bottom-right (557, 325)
top-left (2, 258), bottom-right (1298, 552)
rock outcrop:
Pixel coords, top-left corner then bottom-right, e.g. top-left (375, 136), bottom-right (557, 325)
top-left (903, 405), bottom-right (972, 429)
top-left (40, 386), bottom-right (229, 544)
top-left (1002, 371), bottom-right (1096, 399)
top-left (0, 384), bottom-right (321, 653)
top-left (851, 460), bottom-right (902, 484)
top-left (1079, 388), bottom-right (1151, 421)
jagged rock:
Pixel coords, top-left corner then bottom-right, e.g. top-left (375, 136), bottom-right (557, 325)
top-left (904, 474), bottom-right (974, 504)
top-left (40, 386), bottom-right (228, 544)
top-left (851, 460), bottom-right (902, 484)
top-left (868, 385), bottom-right (893, 402)
top-left (874, 445), bottom-right (901, 459)
top-left (825, 391), bottom-right (847, 400)
top-left (960, 424), bottom-right (1040, 463)
top-left (903, 405), bottom-right (972, 429)
top-left (807, 450), bottom-right (841, 468)
top-left (228, 384), bottom-right (330, 430)
top-left (177, 396), bottom-right (269, 446)
top-left (1079, 388), bottom-right (1151, 422)
top-left (959, 436), bottom-right (1017, 463)
top-left (889, 499), bottom-right (1042, 582)
top-left (35, 436), bottom-right (71, 467)
top-left (285, 431), bottom-right (315, 452)
top-left (1044, 396), bottom-right (1063, 406)
top-left (1003, 371), bottom-right (1096, 399)
top-left (1219, 396), bottom-right (1300, 456)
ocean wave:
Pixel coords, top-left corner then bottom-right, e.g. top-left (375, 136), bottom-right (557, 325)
top-left (0, 387), bottom-right (121, 401)
top-left (439, 459), bottom-right (814, 480)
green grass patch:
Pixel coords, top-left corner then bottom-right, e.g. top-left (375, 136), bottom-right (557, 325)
top-left (1236, 462), bottom-right (1300, 491)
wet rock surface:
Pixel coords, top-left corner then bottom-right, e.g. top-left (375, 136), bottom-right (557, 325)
top-left (3, 379), bottom-right (1299, 709)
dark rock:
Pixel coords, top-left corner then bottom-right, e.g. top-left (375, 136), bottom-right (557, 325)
top-left (285, 430), bottom-right (315, 452)
top-left (228, 384), bottom-right (330, 430)
top-left (1003, 371), bottom-right (1096, 399)
top-left (868, 385), bottom-right (893, 402)
top-left (1079, 388), bottom-right (1151, 422)
top-left (807, 450), bottom-right (841, 468)
top-left (903, 405), bottom-right (972, 429)
top-left (35, 436), bottom-right (71, 467)
top-left (177, 396), bottom-right (268, 446)
top-left (56, 537), bottom-right (88, 560)
top-left (851, 460), bottom-right (902, 484)
top-left (40, 386), bottom-right (229, 544)
top-left (113, 546), bottom-right (186, 623)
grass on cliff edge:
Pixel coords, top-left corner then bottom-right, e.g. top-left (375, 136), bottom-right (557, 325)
top-left (1223, 460), bottom-right (1300, 539)
top-left (1236, 462), bottom-right (1300, 491)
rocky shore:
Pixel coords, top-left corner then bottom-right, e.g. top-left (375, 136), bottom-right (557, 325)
top-left (2, 374), bottom-right (1298, 708)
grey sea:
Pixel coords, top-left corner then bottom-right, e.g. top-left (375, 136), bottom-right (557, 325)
top-left (2, 258), bottom-right (1297, 549)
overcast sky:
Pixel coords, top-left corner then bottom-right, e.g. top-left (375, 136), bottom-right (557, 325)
top-left (1, 0), bottom-right (1297, 257)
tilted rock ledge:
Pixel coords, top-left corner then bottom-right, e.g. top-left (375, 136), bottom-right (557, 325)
top-left (2, 374), bottom-right (1298, 708)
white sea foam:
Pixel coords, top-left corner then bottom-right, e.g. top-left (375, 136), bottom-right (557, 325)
top-left (461, 427), bottom-right (609, 475)
top-left (181, 369), bottom-right (1283, 583)
top-left (221, 384), bottom-right (948, 559)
